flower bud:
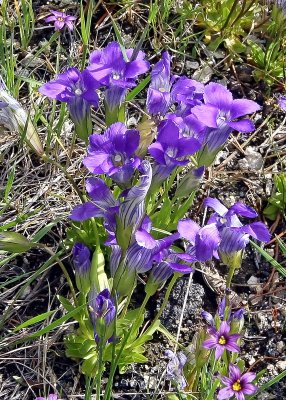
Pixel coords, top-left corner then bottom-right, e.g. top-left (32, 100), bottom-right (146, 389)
top-left (72, 243), bottom-right (91, 295)
top-left (0, 232), bottom-right (35, 253)
top-left (175, 166), bottom-right (205, 198)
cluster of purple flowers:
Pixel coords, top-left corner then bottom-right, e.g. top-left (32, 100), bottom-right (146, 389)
top-left (178, 197), bottom-right (270, 268)
top-left (43, 42), bottom-right (270, 348)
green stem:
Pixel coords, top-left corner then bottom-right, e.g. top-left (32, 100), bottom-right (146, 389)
top-left (40, 245), bottom-right (78, 306)
top-left (121, 284), bottom-right (135, 318)
top-left (225, 265), bottom-right (237, 307)
top-left (131, 292), bottom-right (151, 334)
top-left (144, 274), bottom-right (178, 335)
top-left (96, 339), bottom-right (104, 400)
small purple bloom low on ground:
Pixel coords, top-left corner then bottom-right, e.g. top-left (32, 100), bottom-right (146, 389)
top-left (203, 320), bottom-right (240, 359)
top-left (45, 10), bottom-right (76, 31)
top-left (218, 364), bottom-right (257, 400)
top-left (165, 350), bottom-right (187, 389)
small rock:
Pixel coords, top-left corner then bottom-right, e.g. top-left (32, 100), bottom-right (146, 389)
top-left (185, 61), bottom-right (199, 70)
top-left (276, 360), bottom-right (286, 371)
top-left (247, 275), bottom-right (259, 285)
top-left (238, 147), bottom-right (263, 171)
top-left (276, 341), bottom-right (284, 353)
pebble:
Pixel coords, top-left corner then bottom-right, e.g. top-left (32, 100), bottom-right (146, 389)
top-left (276, 360), bottom-right (286, 371)
top-left (247, 275), bottom-right (259, 285)
top-left (276, 341), bottom-right (285, 353)
top-left (185, 61), bottom-right (199, 70)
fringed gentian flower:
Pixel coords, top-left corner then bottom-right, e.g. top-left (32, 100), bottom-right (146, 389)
top-left (203, 320), bottom-right (240, 359)
top-left (89, 288), bottom-right (116, 343)
top-left (83, 122), bottom-right (141, 186)
top-left (146, 52), bottom-right (173, 115)
top-left (45, 10), bottom-right (76, 31)
top-left (88, 42), bottom-right (149, 115)
top-left (165, 350), bottom-right (187, 389)
top-left (117, 160), bottom-right (152, 249)
top-left (218, 364), bottom-right (257, 400)
top-left (39, 68), bottom-right (100, 142)
top-left (205, 197), bottom-right (271, 268)
top-left (171, 76), bottom-right (204, 117)
top-left (192, 82), bottom-right (260, 133)
top-left (178, 198), bottom-right (270, 264)
top-left (72, 243), bottom-right (91, 294)
top-left (178, 219), bottom-right (220, 262)
top-left (70, 177), bottom-right (118, 226)
top-left (149, 120), bottom-right (201, 189)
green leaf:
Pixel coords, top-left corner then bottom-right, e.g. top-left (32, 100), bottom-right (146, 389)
top-left (19, 304), bottom-right (86, 342)
top-left (0, 232), bottom-right (36, 253)
top-left (250, 240), bottom-right (286, 278)
top-left (126, 75), bottom-right (151, 102)
top-left (277, 237), bottom-right (286, 256)
top-left (57, 295), bottom-right (75, 312)
top-left (13, 310), bottom-right (56, 332)
top-left (31, 218), bottom-right (62, 243)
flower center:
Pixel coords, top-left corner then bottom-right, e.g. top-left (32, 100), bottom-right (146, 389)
top-left (74, 88), bottom-right (83, 95)
top-left (166, 147), bottom-right (177, 158)
top-left (113, 154), bottom-right (123, 166)
top-left (218, 335), bottom-right (226, 345)
top-left (57, 17), bottom-right (64, 21)
top-left (232, 380), bottom-right (241, 391)
top-left (159, 87), bottom-right (167, 93)
top-left (112, 72), bottom-right (120, 80)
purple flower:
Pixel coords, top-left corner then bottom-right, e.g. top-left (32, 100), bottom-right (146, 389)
top-left (205, 197), bottom-right (271, 266)
top-left (149, 119), bottom-right (201, 188)
top-left (89, 288), bottom-right (116, 343)
top-left (171, 77), bottom-right (204, 117)
top-left (45, 10), bottom-right (76, 31)
top-left (192, 82), bottom-right (260, 133)
top-left (146, 52), bottom-right (172, 115)
top-left (218, 364), bottom-right (257, 400)
top-left (165, 350), bottom-right (187, 389)
top-left (39, 68), bottom-right (99, 141)
top-left (35, 395), bottom-right (57, 400)
top-left (201, 311), bottom-right (214, 326)
top-left (178, 219), bottom-right (220, 262)
top-left (278, 95), bottom-right (286, 111)
top-left (203, 320), bottom-right (240, 359)
top-left (72, 243), bottom-right (91, 294)
top-left (88, 42), bottom-right (149, 112)
top-left (83, 122), bottom-right (141, 186)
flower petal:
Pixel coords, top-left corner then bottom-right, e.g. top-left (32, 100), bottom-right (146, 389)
top-left (227, 202), bottom-right (257, 218)
top-left (230, 99), bottom-right (260, 119)
top-left (242, 383), bottom-right (257, 395)
top-left (227, 119), bottom-right (255, 133)
top-left (204, 197), bottom-right (228, 216)
top-left (70, 202), bottom-right (101, 221)
top-left (204, 82), bottom-right (233, 110)
top-left (135, 229), bottom-right (157, 249)
top-left (191, 104), bottom-right (219, 128)
top-left (217, 387), bottom-right (235, 400)
top-left (178, 219), bottom-right (200, 244)
top-left (240, 222), bottom-right (271, 242)
top-left (195, 223), bottom-right (220, 261)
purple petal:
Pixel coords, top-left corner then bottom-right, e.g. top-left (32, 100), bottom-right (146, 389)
top-left (45, 16), bottom-right (57, 22)
top-left (124, 129), bottom-right (140, 156)
top-left (228, 202), bottom-right (257, 218)
top-left (192, 104), bottom-right (219, 128)
top-left (229, 364), bottom-right (242, 381)
top-left (125, 59), bottom-right (150, 78)
top-left (48, 395), bottom-right (58, 400)
top-left (203, 337), bottom-right (217, 349)
top-left (177, 219), bottom-right (200, 243)
top-left (157, 120), bottom-right (180, 144)
top-left (278, 95), bottom-right (286, 111)
top-left (227, 119), bottom-right (255, 133)
top-left (146, 88), bottom-right (171, 115)
top-left (149, 142), bottom-right (167, 164)
top-left (225, 341), bottom-right (240, 353)
top-left (54, 20), bottom-right (65, 30)
top-left (240, 222), bottom-right (271, 242)
top-left (204, 197), bottom-right (228, 216)
top-left (135, 229), bottom-right (157, 249)
top-left (230, 99), bottom-right (260, 119)
top-left (65, 21), bottom-right (75, 31)
top-left (86, 177), bottom-right (115, 207)
top-left (70, 202), bottom-right (100, 221)
top-left (215, 345), bottom-right (225, 359)
top-left (195, 223), bottom-right (220, 261)
top-left (218, 320), bottom-right (230, 336)
top-left (240, 372), bottom-right (256, 385)
top-left (50, 10), bottom-right (64, 17)
top-left (39, 82), bottom-right (69, 101)
top-left (168, 263), bottom-right (193, 273)
top-left (204, 82), bottom-right (233, 110)
top-left (236, 391), bottom-right (246, 400)
top-left (220, 376), bottom-right (233, 386)
top-left (217, 387), bottom-right (235, 400)
top-left (242, 383), bottom-right (257, 395)
top-left (176, 137), bottom-right (201, 157)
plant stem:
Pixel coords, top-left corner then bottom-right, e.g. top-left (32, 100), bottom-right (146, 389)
top-left (96, 339), bottom-right (104, 400)
top-left (144, 274), bottom-right (178, 335)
